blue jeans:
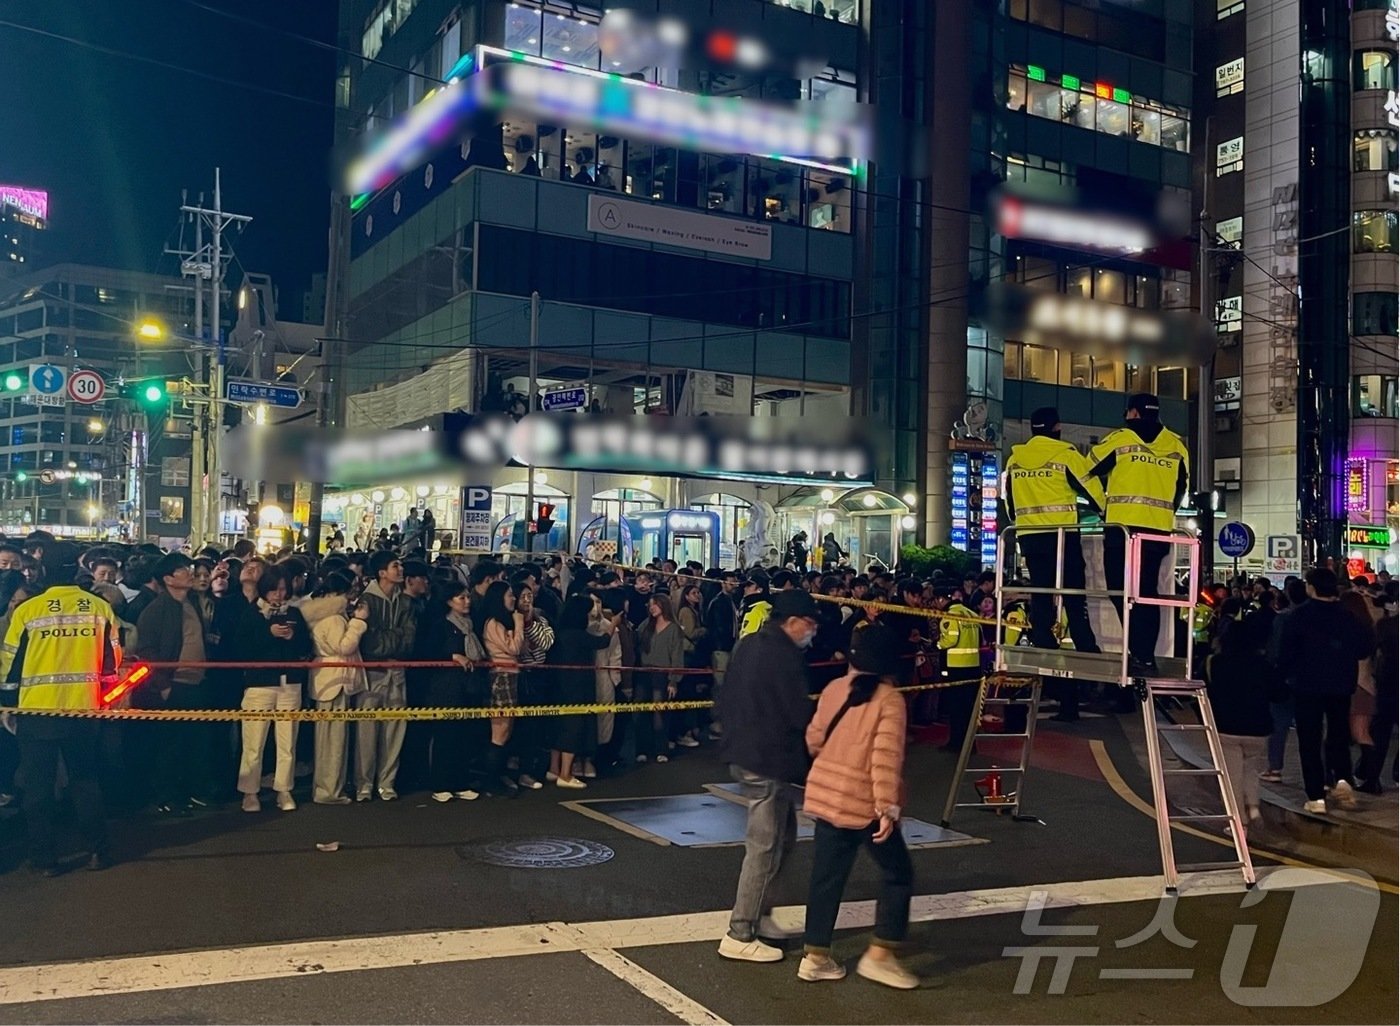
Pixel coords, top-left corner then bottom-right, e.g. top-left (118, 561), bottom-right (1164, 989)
top-left (1267, 698), bottom-right (1294, 772)
top-left (727, 765), bottom-right (801, 942)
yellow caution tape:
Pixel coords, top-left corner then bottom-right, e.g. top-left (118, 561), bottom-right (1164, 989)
top-left (3, 675), bottom-right (1034, 721)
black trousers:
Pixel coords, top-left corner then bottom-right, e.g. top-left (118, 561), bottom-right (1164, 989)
top-left (803, 819), bottom-right (913, 952)
top-left (17, 719), bottom-right (108, 867)
top-left (1102, 530), bottom-right (1169, 663)
top-left (941, 665), bottom-right (981, 748)
top-left (1294, 693), bottom-right (1353, 801)
top-left (1019, 531), bottom-right (1098, 652)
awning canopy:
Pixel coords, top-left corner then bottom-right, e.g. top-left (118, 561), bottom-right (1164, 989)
top-left (774, 487), bottom-right (908, 515)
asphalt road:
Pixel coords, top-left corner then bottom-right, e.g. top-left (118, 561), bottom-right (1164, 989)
top-left (0, 712), bottom-right (1394, 1025)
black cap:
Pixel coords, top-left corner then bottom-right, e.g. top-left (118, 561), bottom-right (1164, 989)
top-left (849, 622), bottom-right (900, 677)
top-left (770, 589), bottom-right (819, 621)
top-left (1127, 393), bottom-right (1161, 419)
top-left (1029, 407), bottom-right (1060, 432)
top-left (933, 581), bottom-right (958, 599)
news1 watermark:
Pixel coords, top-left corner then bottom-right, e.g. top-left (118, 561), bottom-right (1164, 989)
top-left (1002, 869), bottom-right (1382, 1007)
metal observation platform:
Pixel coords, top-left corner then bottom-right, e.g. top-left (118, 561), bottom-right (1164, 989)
top-left (944, 525), bottom-right (1255, 894)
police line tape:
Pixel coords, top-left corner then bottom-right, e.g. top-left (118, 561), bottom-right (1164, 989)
top-left (611, 564), bottom-right (1006, 627)
top-left (6, 675), bottom-right (1038, 721)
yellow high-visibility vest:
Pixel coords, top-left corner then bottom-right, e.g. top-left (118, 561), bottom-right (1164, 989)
top-left (1005, 435), bottom-right (1104, 532)
top-left (1089, 426), bottom-right (1190, 531)
top-left (938, 603), bottom-right (982, 668)
top-left (1, 586), bottom-right (120, 711)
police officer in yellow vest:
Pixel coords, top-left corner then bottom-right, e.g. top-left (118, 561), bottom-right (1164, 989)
top-left (933, 581), bottom-right (981, 750)
top-left (1088, 392), bottom-right (1190, 675)
top-left (1, 561), bottom-right (120, 875)
top-left (1003, 407), bottom-right (1105, 654)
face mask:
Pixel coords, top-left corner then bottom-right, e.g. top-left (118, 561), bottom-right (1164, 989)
top-left (1049, 429), bottom-right (1062, 441)
top-left (796, 626), bottom-right (818, 649)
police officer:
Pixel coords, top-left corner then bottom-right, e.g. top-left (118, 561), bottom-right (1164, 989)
top-left (933, 582), bottom-right (981, 751)
top-left (1, 560), bottom-right (120, 875)
top-left (1003, 407), bottom-right (1104, 654)
top-left (1088, 393), bottom-right (1190, 675)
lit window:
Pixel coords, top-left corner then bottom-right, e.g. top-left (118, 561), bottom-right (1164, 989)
top-left (1215, 136), bottom-right (1244, 176)
top-left (1217, 0), bottom-right (1244, 19)
top-left (1353, 210), bottom-right (1399, 253)
top-left (1355, 50), bottom-right (1398, 92)
top-left (1354, 130), bottom-right (1399, 172)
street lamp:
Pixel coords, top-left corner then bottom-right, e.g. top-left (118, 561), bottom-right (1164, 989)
top-left (136, 319), bottom-right (165, 341)
top-left (87, 418), bottom-right (104, 433)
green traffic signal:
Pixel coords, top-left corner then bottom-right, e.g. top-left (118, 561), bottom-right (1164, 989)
top-left (3, 371), bottom-right (22, 392)
top-left (142, 383), bottom-right (164, 404)
top-left (14, 471), bottom-right (27, 482)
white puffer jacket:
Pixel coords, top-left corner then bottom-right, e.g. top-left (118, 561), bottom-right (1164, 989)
top-left (301, 594), bottom-right (368, 702)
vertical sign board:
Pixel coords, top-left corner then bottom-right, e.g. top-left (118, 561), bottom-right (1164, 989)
top-left (460, 485), bottom-right (493, 551)
top-left (949, 447), bottom-right (1000, 568)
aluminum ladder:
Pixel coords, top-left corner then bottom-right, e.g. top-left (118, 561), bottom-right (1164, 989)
top-left (940, 674), bottom-right (1045, 828)
top-left (1141, 680), bottom-right (1256, 892)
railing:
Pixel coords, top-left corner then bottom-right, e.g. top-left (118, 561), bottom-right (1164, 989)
top-left (992, 523), bottom-right (1200, 684)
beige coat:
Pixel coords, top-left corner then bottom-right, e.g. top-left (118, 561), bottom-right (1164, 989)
top-left (302, 595), bottom-right (369, 702)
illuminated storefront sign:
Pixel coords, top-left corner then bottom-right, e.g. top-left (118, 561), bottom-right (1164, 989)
top-left (0, 184), bottom-right (47, 220)
top-left (950, 449), bottom-right (1000, 567)
top-left (347, 45), bottom-right (866, 195)
top-left (1345, 458), bottom-right (1370, 514)
top-left (996, 194), bottom-right (1155, 255)
top-left (1347, 524), bottom-right (1392, 548)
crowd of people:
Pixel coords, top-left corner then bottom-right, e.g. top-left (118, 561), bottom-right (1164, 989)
top-left (1, 526), bottom-right (1397, 981)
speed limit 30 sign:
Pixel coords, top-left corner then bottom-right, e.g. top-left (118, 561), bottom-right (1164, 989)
top-left (67, 369), bottom-right (106, 404)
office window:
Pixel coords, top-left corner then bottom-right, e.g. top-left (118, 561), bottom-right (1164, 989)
top-left (161, 457), bottom-right (190, 487)
top-left (1093, 359), bottom-right (1124, 392)
top-left (1061, 352), bottom-right (1093, 388)
top-left (1354, 374), bottom-right (1399, 418)
top-left (1355, 130), bottom-right (1399, 172)
top-left (1215, 136), bottom-right (1244, 176)
top-left (1217, 0), bottom-right (1244, 18)
top-left (1021, 344), bottom-right (1058, 383)
top-left (1155, 367), bottom-right (1187, 400)
top-left (1216, 58), bottom-right (1244, 97)
top-left (1355, 51), bottom-right (1397, 92)
top-left (1094, 269), bottom-right (1126, 305)
top-left (504, 5), bottom-right (541, 55)
top-left (1354, 210), bottom-right (1398, 253)
top-left (1004, 341), bottom-right (1023, 379)
top-left (159, 497), bottom-right (185, 524)
top-left (1353, 292), bottom-right (1399, 336)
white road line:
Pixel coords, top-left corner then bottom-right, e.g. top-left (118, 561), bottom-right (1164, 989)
top-left (582, 948), bottom-right (731, 1026)
top-left (0, 869), bottom-right (1306, 1007)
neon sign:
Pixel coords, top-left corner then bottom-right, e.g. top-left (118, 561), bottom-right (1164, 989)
top-left (0, 185), bottom-right (47, 221)
top-left (1345, 459), bottom-right (1370, 514)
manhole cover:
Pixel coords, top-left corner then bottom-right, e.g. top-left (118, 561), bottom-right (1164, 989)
top-left (459, 836), bottom-right (615, 869)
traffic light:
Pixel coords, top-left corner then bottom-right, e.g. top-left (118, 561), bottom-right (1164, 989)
top-left (13, 470), bottom-right (27, 482)
top-left (120, 378), bottom-right (168, 407)
top-left (2, 369), bottom-right (25, 393)
top-left (534, 503), bottom-right (556, 536)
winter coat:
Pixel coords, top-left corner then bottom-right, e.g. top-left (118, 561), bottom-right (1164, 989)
top-left (717, 622), bottom-right (813, 784)
top-left (359, 580), bottom-right (417, 667)
top-left (234, 599), bottom-right (313, 689)
top-left (301, 594), bottom-right (368, 702)
top-left (804, 674), bottom-right (907, 829)
top-left (1277, 599), bottom-right (1376, 697)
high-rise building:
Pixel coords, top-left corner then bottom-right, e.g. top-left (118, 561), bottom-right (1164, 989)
top-left (0, 184), bottom-right (48, 276)
top-left (0, 265), bottom-right (197, 538)
top-left (1197, 0), bottom-right (1398, 575)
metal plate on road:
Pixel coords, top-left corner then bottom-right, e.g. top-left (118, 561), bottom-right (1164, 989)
top-left (458, 836), bottom-right (615, 869)
top-left (541, 386), bottom-right (587, 412)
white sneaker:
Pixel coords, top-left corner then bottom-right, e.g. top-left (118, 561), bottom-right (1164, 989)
top-left (580, 762), bottom-right (597, 779)
top-left (635, 755), bottom-right (648, 764)
top-left (1247, 805), bottom-right (1262, 823)
top-left (676, 735), bottom-right (701, 748)
top-left (655, 754), bottom-right (670, 763)
top-left (718, 935), bottom-right (784, 963)
top-left (454, 790), bottom-right (480, 801)
top-left (432, 791), bottom-right (454, 803)
top-left (355, 789), bottom-right (372, 803)
top-left (1303, 799), bottom-right (1327, 814)
top-left (856, 952), bottom-right (919, 990)
top-left (545, 771), bottom-right (560, 782)
top-left (276, 792), bottom-right (296, 812)
top-left (518, 775), bottom-right (544, 790)
top-left (798, 954), bottom-right (847, 982)
top-left (241, 793), bottom-right (260, 813)
top-left (378, 789), bottom-right (398, 802)
top-left (1330, 780), bottom-right (1358, 807)
top-left (556, 776), bottom-right (587, 789)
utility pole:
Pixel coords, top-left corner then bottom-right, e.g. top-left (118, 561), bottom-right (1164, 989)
top-left (1196, 116), bottom-right (1216, 583)
top-left (181, 168), bottom-right (251, 546)
top-left (307, 191), bottom-right (351, 557)
top-left (523, 291), bottom-right (540, 555)
top-left (188, 207), bottom-right (206, 547)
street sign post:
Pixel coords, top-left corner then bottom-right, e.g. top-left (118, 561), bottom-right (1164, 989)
top-left (67, 369), bottom-right (105, 404)
top-left (541, 386), bottom-right (587, 412)
top-left (225, 379), bottom-right (303, 409)
top-left (1218, 521), bottom-right (1255, 580)
top-left (461, 485), bottom-right (493, 551)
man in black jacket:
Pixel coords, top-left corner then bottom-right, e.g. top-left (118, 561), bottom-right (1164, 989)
top-left (704, 571), bottom-right (741, 706)
top-left (1277, 568), bottom-right (1376, 812)
top-left (716, 589), bottom-right (819, 964)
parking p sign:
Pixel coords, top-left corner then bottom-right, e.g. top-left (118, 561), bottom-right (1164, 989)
top-left (1218, 521), bottom-right (1255, 559)
top-left (461, 485), bottom-right (493, 551)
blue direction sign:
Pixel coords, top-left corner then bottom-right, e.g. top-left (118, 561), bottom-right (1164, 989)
top-left (226, 379), bottom-right (303, 409)
top-left (1217, 521), bottom-right (1255, 559)
top-left (30, 364), bottom-right (65, 394)
top-left (541, 386), bottom-right (587, 412)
